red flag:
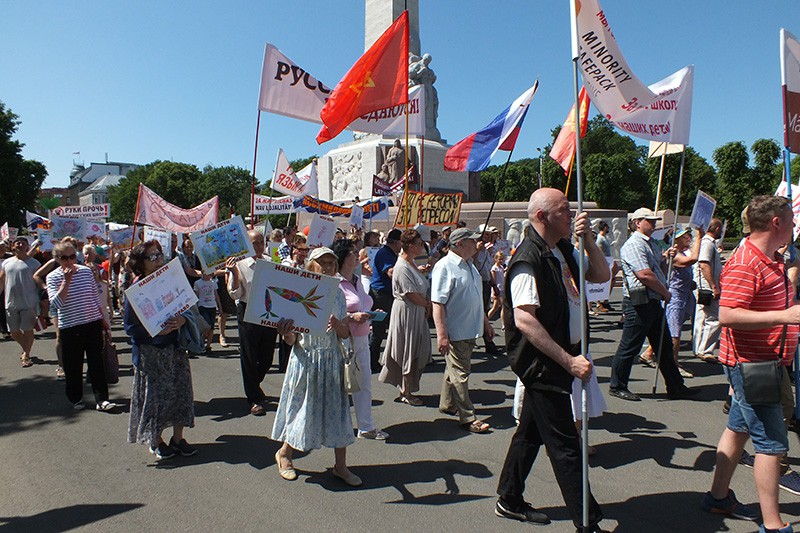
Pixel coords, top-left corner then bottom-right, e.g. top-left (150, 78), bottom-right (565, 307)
top-left (549, 88), bottom-right (591, 175)
top-left (316, 11), bottom-right (409, 144)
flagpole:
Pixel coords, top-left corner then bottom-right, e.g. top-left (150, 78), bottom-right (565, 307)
top-left (654, 143), bottom-right (668, 212)
top-left (421, 135), bottom-right (425, 191)
top-left (250, 110), bottom-right (262, 230)
top-left (478, 149), bottom-right (514, 237)
top-left (570, 1), bottom-right (589, 530)
top-left (651, 149), bottom-right (687, 395)
top-left (130, 184), bottom-right (143, 250)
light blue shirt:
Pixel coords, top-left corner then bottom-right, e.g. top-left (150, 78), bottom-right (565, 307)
top-left (619, 231), bottom-right (667, 300)
top-left (431, 251), bottom-right (484, 341)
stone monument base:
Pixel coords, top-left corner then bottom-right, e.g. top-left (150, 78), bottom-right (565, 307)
top-left (317, 135), bottom-right (470, 202)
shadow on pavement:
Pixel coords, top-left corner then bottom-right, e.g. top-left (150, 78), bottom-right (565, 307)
top-left (303, 458), bottom-right (493, 502)
top-left (0, 503), bottom-right (144, 532)
top-left (591, 432), bottom-right (716, 471)
top-left (0, 375), bottom-right (83, 436)
top-left (150, 434), bottom-right (308, 471)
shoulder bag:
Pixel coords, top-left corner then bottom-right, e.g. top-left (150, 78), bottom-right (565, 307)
top-left (338, 337), bottom-right (360, 394)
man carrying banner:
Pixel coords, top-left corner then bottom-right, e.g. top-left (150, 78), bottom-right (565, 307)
top-left (495, 188), bottom-right (608, 530)
top-left (226, 230), bottom-right (278, 416)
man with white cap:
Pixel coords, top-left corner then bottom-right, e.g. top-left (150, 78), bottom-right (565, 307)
top-left (608, 208), bottom-right (696, 401)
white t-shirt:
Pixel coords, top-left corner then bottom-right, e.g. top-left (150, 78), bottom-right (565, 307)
top-left (194, 278), bottom-right (218, 309)
top-left (509, 247), bottom-right (586, 344)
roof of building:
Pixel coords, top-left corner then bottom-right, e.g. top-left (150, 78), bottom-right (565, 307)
top-left (79, 174), bottom-right (123, 196)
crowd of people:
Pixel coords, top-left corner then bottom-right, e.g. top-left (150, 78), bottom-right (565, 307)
top-left (5, 189), bottom-right (800, 532)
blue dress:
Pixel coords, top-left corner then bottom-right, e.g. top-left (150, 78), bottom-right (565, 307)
top-left (271, 291), bottom-right (355, 451)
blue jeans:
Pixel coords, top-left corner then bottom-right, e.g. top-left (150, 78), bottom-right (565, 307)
top-left (725, 365), bottom-right (788, 455)
top-left (609, 298), bottom-right (683, 393)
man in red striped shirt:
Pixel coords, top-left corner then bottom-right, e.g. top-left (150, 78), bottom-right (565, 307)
top-left (703, 195), bottom-right (800, 532)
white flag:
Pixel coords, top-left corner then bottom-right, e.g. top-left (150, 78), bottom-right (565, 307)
top-left (258, 43), bottom-right (331, 123)
top-left (271, 149), bottom-right (306, 197)
top-left (296, 160), bottom-right (318, 197)
top-left (648, 142), bottom-right (685, 158)
top-left (575, 0), bottom-right (693, 144)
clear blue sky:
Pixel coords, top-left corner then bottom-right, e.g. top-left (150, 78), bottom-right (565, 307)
top-left (3, 1), bottom-right (798, 190)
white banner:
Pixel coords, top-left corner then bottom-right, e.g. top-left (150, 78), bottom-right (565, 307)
top-left (189, 216), bottom-right (256, 274)
top-left (648, 141), bottom-right (685, 158)
top-left (349, 204), bottom-right (364, 229)
top-left (271, 149), bottom-right (305, 197)
top-left (349, 84), bottom-right (425, 137)
top-left (252, 194), bottom-right (295, 215)
top-left (307, 214), bottom-right (337, 249)
top-left (124, 258), bottom-right (198, 338)
top-left (586, 258), bottom-right (615, 302)
top-left (51, 203), bottom-right (110, 219)
top-left (85, 219), bottom-right (106, 239)
top-left (51, 216), bottom-right (86, 243)
top-left (775, 181), bottom-right (800, 239)
top-left (576, 0), bottom-right (693, 144)
top-left (258, 43), bottom-right (424, 137)
top-left (243, 260), bottom-right (340, 334)
top-left (689, 191), bottom-right (717, 232)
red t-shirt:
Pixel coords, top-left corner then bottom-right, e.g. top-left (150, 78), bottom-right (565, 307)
top-left (718, 239), bottom-right (798, 366)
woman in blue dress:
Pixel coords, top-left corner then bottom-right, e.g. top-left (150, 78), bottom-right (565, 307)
top-left (271, 247), bottom-right (360, 487)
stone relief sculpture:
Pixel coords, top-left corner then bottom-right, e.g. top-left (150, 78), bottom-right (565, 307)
top-left (384, 139), bottom-right (405, 184)
top-left (331, 152), bottom-right (363, 200)
top-left (408, 52), bottom-right (441, 141)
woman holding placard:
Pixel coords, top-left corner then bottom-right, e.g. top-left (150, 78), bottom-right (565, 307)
top-left (124, 240), bottom-right (196, 461)
top-left (271, 247), bottom-right (360, 487)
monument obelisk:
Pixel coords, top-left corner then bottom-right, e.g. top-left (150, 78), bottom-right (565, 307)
top-left (316, 0), bottom-right (470, 205)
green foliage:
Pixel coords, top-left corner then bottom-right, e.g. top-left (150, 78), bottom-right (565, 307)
top-left (290, 155), bottom-right (317, 172)
top-left (645, 146), bottom-right (716, 215)
top-left (0, 101), bottom-right (48, 227)
top-left (39, 197), bottom-right (62, 211)
top-left (108, 161), bottom-right (254, 224)
top-left (713, 141), bottom-right (751, 233)
top-left (480, 158), bottom-right (538, 202)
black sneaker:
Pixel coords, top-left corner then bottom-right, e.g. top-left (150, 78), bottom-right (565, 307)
top-left (609, 388), bottom-right (640, 401)
top-left (169, 437), bottom-right (198, 457)
top-left (739, 450), bottom-right (755, 469)
top-left (150, 441), bottom-right (177, 460)
top-left (495, 499), bottom-right (550, 524)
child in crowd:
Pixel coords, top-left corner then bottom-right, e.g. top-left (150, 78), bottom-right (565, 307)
top-left (488, 251), bottom-right (505, 322)
top-left (194, 272), bottom-right (221, 352)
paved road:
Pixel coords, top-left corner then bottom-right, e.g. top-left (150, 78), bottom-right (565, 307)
top-left (1, 298), bottom-right (797, 532)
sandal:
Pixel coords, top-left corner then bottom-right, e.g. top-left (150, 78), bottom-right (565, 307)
top-left (639, 355), bottom-right (656, 368)
top-left (462, 420), bottom-right (491, 434)
top-left (400, 395), bottom-right (423, 406)
top-left (678, 366), bottom-right (694, 379)
top-left (20, 355), bottom-right (32, 368)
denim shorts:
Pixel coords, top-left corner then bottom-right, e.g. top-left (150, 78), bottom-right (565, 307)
top-left (724, 364), bottom-right (788, 455)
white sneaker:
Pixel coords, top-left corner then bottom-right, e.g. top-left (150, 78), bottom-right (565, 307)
top-left (96, 401), bottom-right (118, 412)
top-left (357, 429), bottom-right (389, 440)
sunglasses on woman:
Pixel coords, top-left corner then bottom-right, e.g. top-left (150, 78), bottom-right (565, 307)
top-left (59, 254), bottom-right (77, 261)
top-left (145, 252), bottom-right (164, 262)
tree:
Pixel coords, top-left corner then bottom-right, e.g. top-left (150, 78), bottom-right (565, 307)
top-left (0, 101), bottom-right (48, 228)
top-left (198, 165), bottom-right (253, 219)
top-left (645, 146), bottom-right (716, 215)
top-left (713, 141), bottom-right (751, 232)
top-left (108, 160), bottom-right (203, 223)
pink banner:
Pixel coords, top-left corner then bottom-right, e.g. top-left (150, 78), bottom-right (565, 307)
top-left (134, 184), bottom-right (218, 233)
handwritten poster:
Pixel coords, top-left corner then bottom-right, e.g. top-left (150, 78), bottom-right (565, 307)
top-left (394, 191), bottom-right (463, 227)
top-left (51, 216), bottom-right (86, 243)
top-left (189, 215), bottom-right (255, 274)
top-left (124, 258), bottom-right (198, 337)
top-left (144, 226), bottom-right (173, 260)
top-left (349, 204), bottom-right (364, 229)
top-left (243, 259), bottom-right (340, 334)
top-left (689, 191), bottom-right (716, 232)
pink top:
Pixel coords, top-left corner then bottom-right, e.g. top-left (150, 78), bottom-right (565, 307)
top-left (338, 273), bottom-right (373, 338)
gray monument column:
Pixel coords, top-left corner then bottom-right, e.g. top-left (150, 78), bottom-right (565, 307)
top-left (365, 0), bottom-right (420, 57)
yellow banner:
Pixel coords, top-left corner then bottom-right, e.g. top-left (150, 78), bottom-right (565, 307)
top-left (394, 191), bottom-right (463, 227)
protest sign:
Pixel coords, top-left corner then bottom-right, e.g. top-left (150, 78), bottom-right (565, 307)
top-left (292, 195), bottom-right (389, 219)
top-left (586, 258), bottom-right (615, 302)
top-left (307, 214), bottom-right (337, 249)
top-left (51, 216), bottom-right (86, 242)
top-left (189, 216), bottom-right (255, 274)
top-left (252, 194), bottom-right (295, 215)
top-left (394, 191), bottom-right (463, 227)
top-left (51, 204), bottom-right (110, 219)
top-left (267, 242), bottom-right (282, 263)
top-left (243, 259), bottom-right (340, 334)
top-left (85, 220), bottom-right (106, 239)
top-left (108, 226), bottom-right (142, 249)
top-left (135, 184), bottom-right (218, 233)
top-left (689, 191), bottom-right (716, 231)
top-left (143, 226), bottom-right (173, 260)
top-left (0, 223), bottom-right (8, 241)
top-left (349, 204), bottom-right (364, 229)
top-left (124, 258), bottom-right (198, 337)
top-left (365, 246), bottom-right (380, 273)
top-left (37, 231), bottom-right (54, 251)
top-left (271, 149), bottom-right (306, 197)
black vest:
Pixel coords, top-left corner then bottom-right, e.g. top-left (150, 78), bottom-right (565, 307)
top-left (503, 226), bottom-right (587, 393)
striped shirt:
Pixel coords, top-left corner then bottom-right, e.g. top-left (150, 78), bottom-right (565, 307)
top-left (718, 238), bottom-right (798, 366)
top-left (46, 265), bottom-right (103, 330)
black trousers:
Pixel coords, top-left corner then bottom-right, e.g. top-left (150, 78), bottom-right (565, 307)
top-left (61, 320), bottom-right (108, 405)
top-left (369, 289), bottom-right (394, 371)
top-left (497, 386), bottom-right (603, 528)
top-left (236, 302), bottom-right (278, 405)
top-left (609, 298), bottom-right (682, 393)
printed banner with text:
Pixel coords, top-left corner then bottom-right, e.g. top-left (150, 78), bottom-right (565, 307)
top-left (782, 29), bottom-right (800, 153)
top-left (252, 194), bottom-right (296, 215)
top-left (51, 204), bottom-right (110, 219)
top-left (134, 184), bottom-right (219, 233)
top-left (292, 195), bottom-right (389, 219)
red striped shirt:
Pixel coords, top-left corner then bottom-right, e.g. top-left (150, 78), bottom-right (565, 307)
top-left (719, 239), bottom-right (798, 366)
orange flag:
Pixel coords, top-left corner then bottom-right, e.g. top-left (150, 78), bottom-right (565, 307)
top-left (549, 87), bottom-right (591, 175)
top-left (316, 11), bottom-right (409, 143)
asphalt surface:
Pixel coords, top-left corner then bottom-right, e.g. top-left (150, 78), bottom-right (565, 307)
top-left (1, 295), bottom-right (798, 533)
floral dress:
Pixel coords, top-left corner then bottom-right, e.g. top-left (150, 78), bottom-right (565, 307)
top-left (271, 291), bottom-right (355, 451)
